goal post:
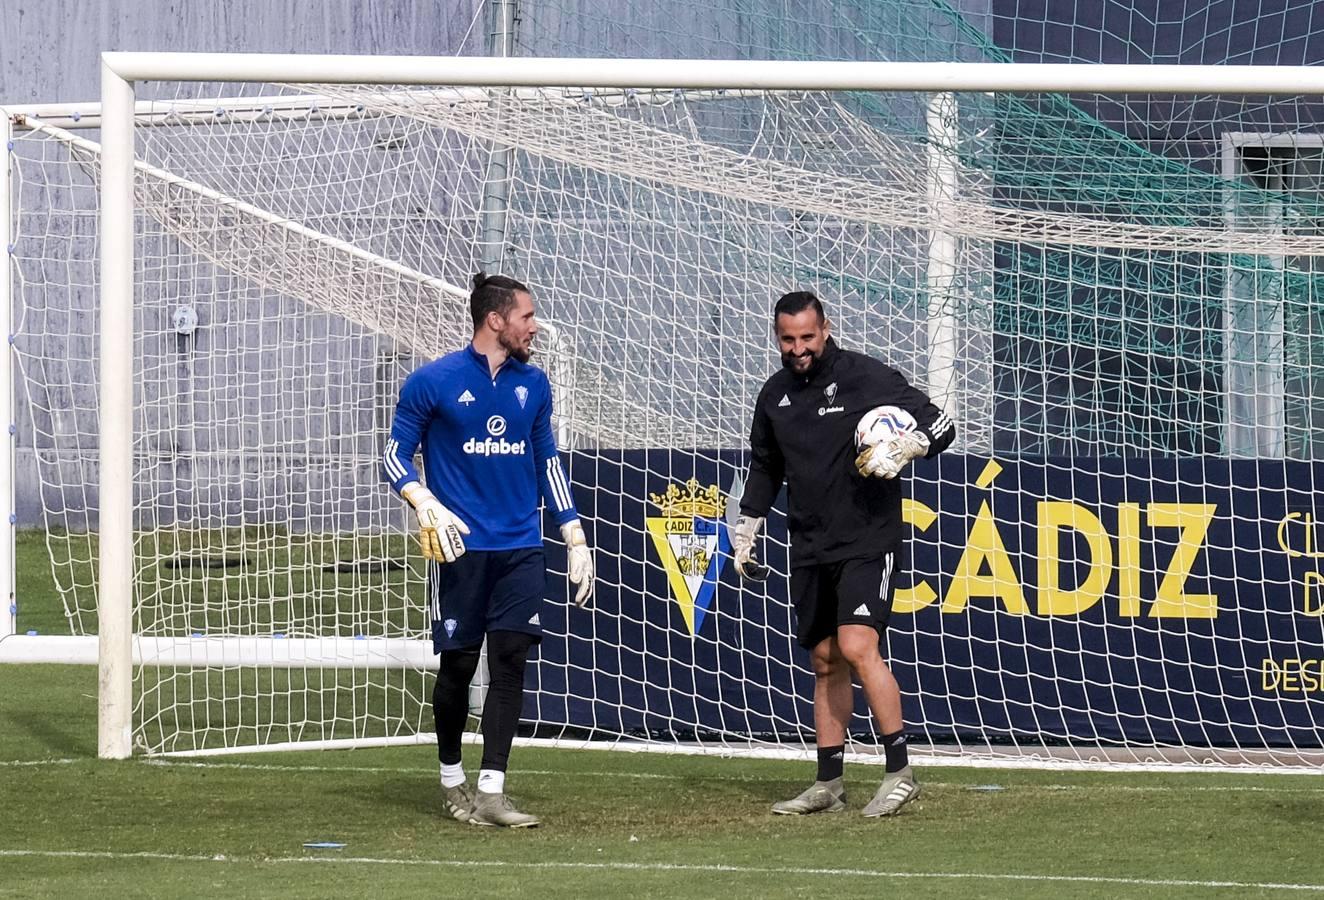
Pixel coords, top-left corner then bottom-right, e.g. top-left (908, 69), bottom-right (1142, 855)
top-left (0, 110), bottom-right (14, 648)
top-left (99, 57), bottom-right (135, 760)
top-left (54, 52), bottom-right (1324, 765)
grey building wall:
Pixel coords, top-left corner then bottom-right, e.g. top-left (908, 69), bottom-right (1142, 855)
top-left (3, 0), bottom-right (488, 526)
top-left (4, 0), bottom-right (999, 529)
top-left (0, 0), bottom-right (488, 103)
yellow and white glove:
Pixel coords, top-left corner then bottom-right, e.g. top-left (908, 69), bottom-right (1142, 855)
top-left (855, 430), bottom-right (930, 480)
top-left (401, 482), bottom-right (470, 563)
top-left (731, 514), bottom-right (769, 580)
top-left (561, 519), bottom-right (595, 607)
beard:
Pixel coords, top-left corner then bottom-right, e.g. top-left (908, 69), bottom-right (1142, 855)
top-left (499, 329), bottom-right (532, 364)
top-left (781, 348), bottom-right (820, 377)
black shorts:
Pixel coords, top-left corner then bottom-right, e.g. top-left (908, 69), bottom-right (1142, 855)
top-left (428, 548), bottom-right (546, 653)
top-left (788, 552), bottom-right (898, 650)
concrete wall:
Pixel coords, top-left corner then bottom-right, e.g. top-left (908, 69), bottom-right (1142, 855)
top-left (4, 0), bottom-right (1000, 528)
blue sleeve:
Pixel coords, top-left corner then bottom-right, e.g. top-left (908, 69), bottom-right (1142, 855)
top-left (531, 373), bottom-right (579, 526)
top-left (382, 370), bottom-right (430, 494)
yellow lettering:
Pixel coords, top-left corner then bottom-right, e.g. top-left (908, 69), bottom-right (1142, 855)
top-left (1277, 512), bottom-right (1303, 557)
top-left (1147, 503), bottom-right (1218, 618)
top-left (1303, 660), bottom-right (1321, 693)
top-left (1117, 502), bottom-right (1142, 617)
top-left (1277, 513), bottom-right (1324, 558)
top-left (1281, 658), bottom-right (1301, 692)
top-left (943, 499), bottom-right (1028, 614)
top-left (1262, 658), bottom-right (1282, 691)
top-left (1036, 501), bottom-right (1113, 615)
top-left (1305, 571), bottom-right (1324, 616)
top-left (896, 499), bottom-right (938, 613)
top-left (1258, 659), bottom-right (1324, 693)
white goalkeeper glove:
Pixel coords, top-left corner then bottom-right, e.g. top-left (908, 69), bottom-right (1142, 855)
top-left (855, 430), bottom-right (930, 480)
top-left (731, 514), bottom-right (769, 581)
top-left (401, 482), bottom-right (470, 563)
top-left (560, 519), bottom-right (595, 607)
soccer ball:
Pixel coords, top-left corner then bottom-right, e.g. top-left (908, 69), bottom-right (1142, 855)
top-left (854, 405), bottom-right (917, 452)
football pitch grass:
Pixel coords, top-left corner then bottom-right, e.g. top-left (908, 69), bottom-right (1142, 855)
top-left (2, 666), bottom-right (1324, 898)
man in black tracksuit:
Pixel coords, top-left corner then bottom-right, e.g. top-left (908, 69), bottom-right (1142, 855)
top-left (733, 290), bottom-right (954, 818)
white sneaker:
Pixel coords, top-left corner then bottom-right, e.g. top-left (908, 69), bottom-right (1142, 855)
top-left (862, 766), bottom-right (920, 817)
top-left (771, 777), bottom-right (846, 815)
top-left (441, 782), bottom-right (475, 823)
top-left (469, 790), bottom-right (541, 828)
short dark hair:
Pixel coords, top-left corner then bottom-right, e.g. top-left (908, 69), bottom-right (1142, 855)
top-left (774, 290), bottom-right (825, 322)
top-left (470, 272), bottom-right (531, 330)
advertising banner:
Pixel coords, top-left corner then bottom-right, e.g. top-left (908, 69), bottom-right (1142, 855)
top-left (529, 452), bottom-right (1324, 748)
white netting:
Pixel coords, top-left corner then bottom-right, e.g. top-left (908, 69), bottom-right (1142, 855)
top-left (11, 76), bottom-right (1324, 766)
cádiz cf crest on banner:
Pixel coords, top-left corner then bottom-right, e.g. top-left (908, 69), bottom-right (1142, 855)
top-left (646, 478), bottom-right (731, 635)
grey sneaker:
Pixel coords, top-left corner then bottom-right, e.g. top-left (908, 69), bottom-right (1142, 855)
top-left (862, 765), bottom-right (920, 817)
top-left (469, 790), bottom-right (541, 828)
top-left (442, 782), bottom-right (475, 823)
top-left (771, 777), bottom-right (846, 815)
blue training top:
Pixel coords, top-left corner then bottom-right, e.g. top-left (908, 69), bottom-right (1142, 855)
top-left (383, 344), bottom-right (579, 550)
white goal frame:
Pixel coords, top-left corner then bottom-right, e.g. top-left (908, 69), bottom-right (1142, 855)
top-left (91, 53), bottom-right (1324, 760)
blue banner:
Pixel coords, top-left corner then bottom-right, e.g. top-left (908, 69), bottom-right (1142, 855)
top-left (529, 452), bottom-right (1324, 749)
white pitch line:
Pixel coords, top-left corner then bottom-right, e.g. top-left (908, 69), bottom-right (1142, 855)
top-left (142, 759), bottom-right (688, 780)
top-left (8, 757), bottom-right (1324, 794)
top-left (0, 759), bottom-right (79, 768)
top-left (1, 849), bottom-right (1322, 893)
top-left (145, 760), bottom-right (1324, 793)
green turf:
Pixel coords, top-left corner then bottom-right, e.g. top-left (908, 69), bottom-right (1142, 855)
top-left (15, 527), bottom-right (423, 638)
top-left (13, 529), bottom-right (437, 754)
top-left (15, 529), bottom-right (70, 636)
top-left (2, 665), bottom-right (1324, 898)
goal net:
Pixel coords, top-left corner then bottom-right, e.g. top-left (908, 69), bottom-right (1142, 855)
top-left (10, 58), bottom-right (1324, 767)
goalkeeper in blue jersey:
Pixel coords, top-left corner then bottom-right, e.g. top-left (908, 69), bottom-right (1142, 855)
top-left (383, 272), bottom-right (594, 828)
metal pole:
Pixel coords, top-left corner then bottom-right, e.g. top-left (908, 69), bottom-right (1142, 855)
top-left (478, 0), bottom-right (519, 273)
top-left (925, 92), bottom-right (960, 428)
top-left (98, 60), bottom-right (135, 760)
top-left (102, 54), bottom-right (1324, 95)
top-left (0, 112), bottom-right (14, 641)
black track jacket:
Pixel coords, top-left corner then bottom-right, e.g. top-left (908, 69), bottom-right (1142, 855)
top-left (739, 338), bottom-right (955, 566)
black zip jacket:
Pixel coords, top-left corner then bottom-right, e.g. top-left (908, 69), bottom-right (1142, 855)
top-left (740, 338), bottom-right (955, 566)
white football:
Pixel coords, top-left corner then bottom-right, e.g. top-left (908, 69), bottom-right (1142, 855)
top-left (855, 405), bottom-right (917, 451)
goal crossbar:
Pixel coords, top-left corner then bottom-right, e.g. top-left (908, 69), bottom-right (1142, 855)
top-left (102, 52), bottom-right (1324, 94)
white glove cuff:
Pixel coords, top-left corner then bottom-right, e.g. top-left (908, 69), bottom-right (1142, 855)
top-left (400, 482), bottom-right (436, 509)
top-left (560, 519), bottom-right (587, 547)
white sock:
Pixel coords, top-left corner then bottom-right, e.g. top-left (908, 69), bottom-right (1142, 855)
top-left (477, 769), bottom-right (505, 794)
top-left (440, 762), bottom-right (466, 789)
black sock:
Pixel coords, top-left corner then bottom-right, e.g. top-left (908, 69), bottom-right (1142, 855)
top-left (479, 630), bottom-right (536, 773)
top-left (433, 647), bottom-right (482, 765)
top-left (881, 730), bottom-right (909, 773)
top-left (816, 744), bottom-right (845, 782)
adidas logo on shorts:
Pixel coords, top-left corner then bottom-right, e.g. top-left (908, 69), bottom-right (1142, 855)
top-left (853, 603), bottom-right (870, 616)
top-left (528, 613), bottom-right (540, 626)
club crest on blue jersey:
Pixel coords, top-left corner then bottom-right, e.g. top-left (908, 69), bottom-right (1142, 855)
top-left (645, 479), bottom-right (730, 636)
top-left (515, 385), bottom-right (529, 409)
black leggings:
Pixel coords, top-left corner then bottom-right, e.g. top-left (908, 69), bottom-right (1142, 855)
top-left (433, 630), bottom-right (536, 772)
